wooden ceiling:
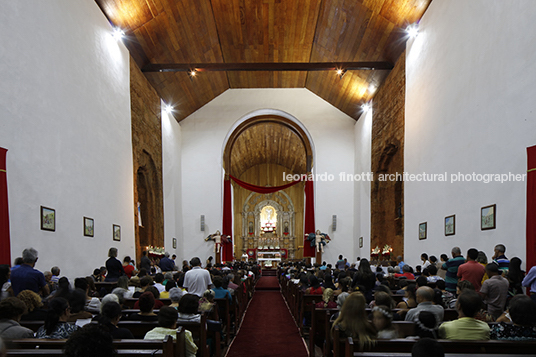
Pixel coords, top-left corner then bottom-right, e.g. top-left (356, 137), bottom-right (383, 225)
top-left (229, 121), bottom-right (307, 178)
top-left (96, 0), bottom-right (431, 121)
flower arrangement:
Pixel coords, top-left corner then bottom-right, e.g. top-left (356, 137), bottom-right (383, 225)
top-left (148, 245), bottom-right (165, 255)
top-left (382, 244), bottom-right (393, 259)
top-left (371, 246), bottom-right (380, 259)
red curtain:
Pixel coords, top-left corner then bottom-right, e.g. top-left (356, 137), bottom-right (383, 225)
top-left (527, 145), bottom-right (536, 270)
top-left (229, 175), bottom-right (303, 193)
top-left (303, 179), bottom-right (315, 258)
top-left (222, 178), bottom-right (233, 262)
top-left (0, 148), bottom-right (10, 265)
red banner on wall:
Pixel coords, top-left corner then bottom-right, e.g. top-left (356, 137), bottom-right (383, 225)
top-left (303, 179), bottom-right (315, 258)
top-left (0, 148), bottom-right (11, 265)
top-left (527, 145), bottom-right (536, 270)
top-left (222, 178), bottom-right (233, 262)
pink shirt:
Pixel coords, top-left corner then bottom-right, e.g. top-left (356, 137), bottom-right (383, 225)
top-left (457, 260), bottom-right (485, 291)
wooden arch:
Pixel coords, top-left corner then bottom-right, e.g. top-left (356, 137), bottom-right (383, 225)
top-left (222, 115), bottom-right (313, 175)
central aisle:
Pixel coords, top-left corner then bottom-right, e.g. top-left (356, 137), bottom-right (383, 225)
top-left (226, 277), bottom-right (308, 357)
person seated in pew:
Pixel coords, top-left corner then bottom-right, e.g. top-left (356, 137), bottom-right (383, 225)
top-left (17, 290), bottom-right (47, 321)
top-left (212, 276), bottom-right (232, 301)
top-left (372, 305), bottom-right (397, 339)
top-left (405, 287), bottom-right (444, 325)
top-left (411, 337), bottom-right (444, 357)
top-left (133, 276), bottom-right (154, 298)
top-left (128, 292), bottom-right (158, 321)
top-left (177, 294), bottom-right (201, 323)
top-left (160, 280), bottom-right (177, 299)
top-left (36, 297), bottom-right (79, 339)
top-left (0, 297), bottom-right (35, 339)
top-left (91, 268), bottom-right (103, 283)
top-left (96, 301), bottom-right (134, 339)
top-left (199, 289), bottom-right (215, 312)
top-left (153, 273), bottom-right (166, 294)
top-left (144, 306), bottom-right (198, 357)
top-left (114, 276), bottom-right (133, 299)
top-left (305, 275), bottom-right (324, 295)
top-left (133, 286), bottom-right (165, 309)
top-left (331, 292), bottom-right (376, 349)
top-left (435, 280), bottom-right (454, 307)
top-left (414, 311), bottom-right (439, 339)
top-left (439, 290), bottom-right (490, 340)
top-left (490, 294), bottom-right (536, 340)
top-left (64, 324), bottom-right (115, 357)
top-left (426, 264), bottom-right (444, 284)
top-left (395, 264), bottom-right (416, 280)
top-left (169, 287), bottom-right (184, 310)
top-left (66, 289), bottom-right (92, 322)
top-left (396, 283), bottom-right (417, 311)
top-left (315, 288), bottom-right (337, 309)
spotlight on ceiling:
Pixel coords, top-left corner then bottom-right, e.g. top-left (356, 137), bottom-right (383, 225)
top-left (112, 27), bottom-right (125, 41)
top-left (336, 68), bottom-right (347, 79)
top-left (189, 69), bottom-right (197, 77)
top-left (361, 102), bottom-right (371, 113)
top-left (164, 104), bottom-right (173, 114)
top-left (406, 24), bottom-right (419, 38)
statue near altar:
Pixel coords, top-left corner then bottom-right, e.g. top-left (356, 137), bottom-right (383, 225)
top-left (306, 230), bottom-right (330, 262)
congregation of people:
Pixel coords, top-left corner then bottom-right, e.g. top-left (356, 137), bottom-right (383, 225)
top-left (0, 247), bottom-right (259, 357)
top-left (280, 243), bottom-right (536, 356)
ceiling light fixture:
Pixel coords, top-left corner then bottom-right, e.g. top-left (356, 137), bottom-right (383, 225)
top-left (336, 68), bottom-right (347, 79)
top-left (112, 27), bottom-right (125, 41)
top-left (164, 104), bottom-right (173, 114)
top-left (361, 102), bottom-right (371, 112)
top-left (406, 24), bottom-right (419, 38)
top-left (189, 69), bottom-right (197, 77)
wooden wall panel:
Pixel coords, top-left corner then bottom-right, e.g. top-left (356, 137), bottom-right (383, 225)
top-left (371, 49), bottom-right (406, 259)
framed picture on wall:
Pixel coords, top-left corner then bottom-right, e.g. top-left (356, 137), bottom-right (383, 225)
top-left (445, 215), bottom-right (455, 236)
top-left (84, 217), bottom-right (94, 237)
top-left (113, 224), bottom-right (121, 241)
top-left (41, 206), bottom-right (55, 231)
top-left (172, 238), bottom-right (177, 249)
top-left (419, 222), bottom-right (427, 240)
top-left (481, 204), bottom-right (496, 230)
top-left (359, 237), bottom-right (363, 248)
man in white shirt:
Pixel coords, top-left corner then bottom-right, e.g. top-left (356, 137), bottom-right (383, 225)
top-left (183, 257), bottom-right (213, 297)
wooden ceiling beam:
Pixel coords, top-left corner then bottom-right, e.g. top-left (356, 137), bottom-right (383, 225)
top-left (142, 61), bottom-right (394, 73)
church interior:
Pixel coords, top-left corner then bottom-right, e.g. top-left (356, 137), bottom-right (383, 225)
top-left (2, 1), bottom-right (536, 356)
top-left (1, 0), bottom-right (535, 295)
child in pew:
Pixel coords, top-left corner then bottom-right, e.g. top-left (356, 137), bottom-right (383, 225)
top-left (144, 306), bottom-right (198, 357)
top-left (372, 305), bottom-right (398, 339)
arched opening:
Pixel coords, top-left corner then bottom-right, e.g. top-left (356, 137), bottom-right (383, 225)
top-left (222, 113), bottom-right (315, 261)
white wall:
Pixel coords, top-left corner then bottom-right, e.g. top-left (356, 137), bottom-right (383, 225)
top-left (354, 110), bottom-right (372, 262)
top-left (0, 1), bottom-right (134, 280)
top-left (176, 89), bottom-right (355, 264)
top-left (162, 106), bottom-right (183, 260)
top-left (405, 0), bottom-right (536, 268)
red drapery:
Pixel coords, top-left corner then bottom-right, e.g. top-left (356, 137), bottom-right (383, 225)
top-left (222, 178), bottom-right (234, 262)
top-left (527, 145), bottom-right (536, 270)
top-left (229, 175), bottom-right (303, 193)
top-left (303, 179), bottom-right (315, 257)
top-left (0, 148), bottom-right (10, 265)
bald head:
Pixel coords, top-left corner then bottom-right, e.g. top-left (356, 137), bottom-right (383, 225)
top-left (416, 286), bottom-right (434, 303)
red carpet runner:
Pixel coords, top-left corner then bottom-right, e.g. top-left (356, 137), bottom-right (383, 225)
top-left (226, 277), bottom-right (308, 357)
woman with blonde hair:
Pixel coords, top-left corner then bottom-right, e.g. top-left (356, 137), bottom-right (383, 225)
top-left (331, 292), bottom-right (376, 348)
top-left (315, 288), bottom-right (337, 308)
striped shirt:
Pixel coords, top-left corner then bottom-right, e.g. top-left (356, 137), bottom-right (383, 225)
top-left (442, 256), bottom-right (466, 292)
top-left (494, 255), bottom-right (509, 275)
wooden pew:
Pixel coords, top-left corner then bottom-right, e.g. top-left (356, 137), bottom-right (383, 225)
top-left (95, 281), bottom-right (118, 294)
top-left (6, 333), bottom-right (179, 357)
top-left (309, 308), bottom-right (339, 357)
top-left (214, 298), bottom-right (231, 346)
top-left (339, 336), bottom-right (536, 357)
top-left (123, 298), bottom-right (172, 309)
top-left (299, 294), bottom-right (322, 335)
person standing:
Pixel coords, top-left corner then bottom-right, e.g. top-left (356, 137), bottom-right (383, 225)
top-left (140, 251), bottom-right (152, 272)
top-left (441, 247), bottom-right (465, 293)
top-left (480, 263), bottom-right (509, 320)
top-left (522, 264), bottom-right (536, 304)
top-left (104, 248), bottom-right (125, 282)
top-left (457, 248), bottom-right (486, 292)
top-left (492, 244), bottom-right (509, 275)
top-left (10, 248), bottom-right (49, 297)
top-left (183, 257), bottom-right (213, 297)
top-left (159, 252), bottom-right (175, 272)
